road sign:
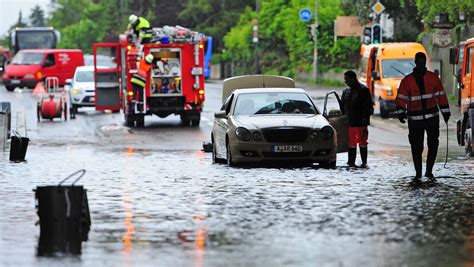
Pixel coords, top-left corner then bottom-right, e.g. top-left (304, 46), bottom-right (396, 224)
top-left (299, 8), bottom-right (312, 22)
top-left (371, 2), bottom-right (385, 15)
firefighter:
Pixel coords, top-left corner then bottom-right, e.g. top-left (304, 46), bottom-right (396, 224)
top-left (396, 52), bottom-right (450, 181)
top-left (131, 54), bottom-right (154, 110)
top-left (127, 15), bottom-right (153, 44)
top-left (341, 70), bottom-right (374, 168)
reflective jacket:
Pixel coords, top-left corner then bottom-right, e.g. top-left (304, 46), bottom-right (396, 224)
top-left (131, 58), bottom-right (152, 87)
top-left (128, 17), bottom-right (152, 39)
top-left (396, 69), bottom-right (450, 121)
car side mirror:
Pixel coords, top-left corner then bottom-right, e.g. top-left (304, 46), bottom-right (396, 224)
top-left (449, 47), bottom-right (459, 65)
top-left (327, 109), bottom-right (342, 118)
top-left (214, 110), bottom-right (227, 119)
top-left (372, 71), bottom-right (380, 81)
top-left (65, 78), bottom-right (72, 85)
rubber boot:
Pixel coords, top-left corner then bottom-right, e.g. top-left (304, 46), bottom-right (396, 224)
top-left (412, 150), bottom-right (422, 179)
top-left (347, 147), bottom-right (356, 167)
top-left (425, 147), bottom-right (438, 179)
top-left (360, 147), bottom-right (368, 168)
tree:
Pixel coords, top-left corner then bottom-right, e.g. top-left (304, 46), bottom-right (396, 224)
top-left (29, 5), bottom-right (46, 27)
top-left (178, 0), bottom-right (254, 52)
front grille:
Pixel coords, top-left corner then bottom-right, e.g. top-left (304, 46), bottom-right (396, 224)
top-left (262, 151), bottom-right (311, 158)
top-left (262, 128), bottom-right (309, 143)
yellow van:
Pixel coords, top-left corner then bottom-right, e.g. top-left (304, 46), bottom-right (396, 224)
top-left (358, 43), bottom-right (432, 118)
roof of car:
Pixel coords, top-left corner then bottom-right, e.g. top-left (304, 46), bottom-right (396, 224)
top-left (222, 75), bottom-right (296, 103)
top-left (233, 88), bottom-right (306, 95)
top-left (75, 65), bottom-right (108, 71)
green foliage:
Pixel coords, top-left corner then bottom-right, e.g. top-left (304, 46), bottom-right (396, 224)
top-left (413, 0), bottom-right (473, 24)
top-left (223, 0), bottom-right (361, 77)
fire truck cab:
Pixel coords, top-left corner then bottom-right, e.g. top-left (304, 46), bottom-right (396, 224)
top-left (92, 25), bottom-right (205, 127)
top-left (450, 38), bottom-right (474, 156)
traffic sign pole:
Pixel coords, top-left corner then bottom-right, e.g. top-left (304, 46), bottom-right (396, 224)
top-left (313, 0), bottom-right (318, 82)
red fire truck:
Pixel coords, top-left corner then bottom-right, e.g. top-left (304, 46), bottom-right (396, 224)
top-left (92, 25), bottom-right (205, 127)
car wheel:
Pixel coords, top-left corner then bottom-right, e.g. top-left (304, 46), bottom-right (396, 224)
top-left (191, 119), bottom-right (200, 127)
top-left (6, 85), bottom-right (16, 92)
top-left (379, 99), bottom-right (389, 118)
top-left (125, 113), bottom-right (134, 127)
top-left (63, 102), bottom-right (68, 121)
top-left (226, 141), bottom-right (236, 167)
top-left (37, 103), bottom-right (41, 122)
top-left (136, 115), bottom-right (145, 128)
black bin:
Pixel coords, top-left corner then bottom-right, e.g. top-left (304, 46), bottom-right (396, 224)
top-left (9, 130), bottom-right (29, 162)
top-left (35, 170), bottom-right (91, 256)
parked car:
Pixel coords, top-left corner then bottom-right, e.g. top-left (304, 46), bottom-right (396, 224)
top-left (3, 49), bottom-right (84, 91)
top-left (66, 66), bottom-right (100, 118)
top-left (211, 75), bottom-right (348, 167)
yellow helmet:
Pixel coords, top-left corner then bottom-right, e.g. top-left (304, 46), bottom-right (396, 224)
top-left (129, 15), bottom-right (138, 24)
top-left (145, 54), bottom-right (154, 64)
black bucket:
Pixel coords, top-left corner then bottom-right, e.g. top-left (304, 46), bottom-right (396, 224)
top-left (9, 130), bottom-right (29, 162)
top-left (35, 170), bottom-right (91, 256)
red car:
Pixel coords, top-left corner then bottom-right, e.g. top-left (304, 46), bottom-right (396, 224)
top-left (3, 49), bottom-right (84, 91)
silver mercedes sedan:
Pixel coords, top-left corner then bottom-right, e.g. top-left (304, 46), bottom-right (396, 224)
top-left (211, 75), bottom-right (348, 167)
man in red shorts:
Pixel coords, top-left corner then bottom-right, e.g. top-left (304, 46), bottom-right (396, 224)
top-left (341, 70), bottom-right (374, 167)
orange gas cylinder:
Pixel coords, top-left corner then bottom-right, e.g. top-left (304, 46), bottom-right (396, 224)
top-left (41, 96), bottom-right (61, 119)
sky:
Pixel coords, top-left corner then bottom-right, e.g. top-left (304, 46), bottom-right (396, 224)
top-left (0, 0), bottom-right (51, 37)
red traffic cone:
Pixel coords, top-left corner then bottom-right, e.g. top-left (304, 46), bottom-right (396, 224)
top-left (32, 82), bottom-right (47, 95)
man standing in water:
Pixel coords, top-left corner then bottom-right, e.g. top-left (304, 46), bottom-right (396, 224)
top-left (396, 52), bottom-right (450, 181)
top-left (341, 70), bottom-right (374, 168)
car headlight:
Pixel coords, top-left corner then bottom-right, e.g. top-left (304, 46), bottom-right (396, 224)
top-left (24, 74), bottom-right (34, 79)
top-left (310, 130), bottom-right (319, 140)
top-left (72, 89), bottom-right (81, 94)
top-left (2, 73), bottom-right (8, 79)
top-left (235, 127), bottom-right (251, 141)
top-left (320, 126), bottom-right (334, 139)
top-left (252, 131), bottom-right (262, 141)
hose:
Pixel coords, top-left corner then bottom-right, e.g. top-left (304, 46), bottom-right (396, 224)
top-left (444, 122), bottom-right (448, 168)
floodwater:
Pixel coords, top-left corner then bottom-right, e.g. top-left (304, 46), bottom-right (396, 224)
top-left (1, 144), bottom-right (473, 267)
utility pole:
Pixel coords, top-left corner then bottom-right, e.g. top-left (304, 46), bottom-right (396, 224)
top-left (254, 0), bottom-right (260, 74)
top-left (313, 0), bottom-right (318, 81)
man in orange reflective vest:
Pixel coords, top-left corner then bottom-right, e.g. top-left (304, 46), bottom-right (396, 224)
top-left (131, 54), bottom-right (154, 111)
top-left (396, 52), bottom-right (450, 181)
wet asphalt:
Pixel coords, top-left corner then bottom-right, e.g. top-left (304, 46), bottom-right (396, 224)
top-left (0, 82), bottom-right (473, 267)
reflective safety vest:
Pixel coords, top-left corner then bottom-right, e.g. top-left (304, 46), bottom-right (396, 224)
top-left (128, 17), bottom-right (153, 39)
top-left (395, 70), bottom-right (450, 121)
top-left (131, 59), bottom-right (152, 87)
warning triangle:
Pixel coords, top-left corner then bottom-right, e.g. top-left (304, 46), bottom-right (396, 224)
top-left (32, 82), bottom-right (47, 95)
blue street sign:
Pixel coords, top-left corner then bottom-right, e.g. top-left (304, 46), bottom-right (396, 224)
top-left (299, 8), bottom-right (312, 22)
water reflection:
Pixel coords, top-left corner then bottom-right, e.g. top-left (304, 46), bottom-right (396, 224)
top-left (122, 194), bottom-right (134, 253)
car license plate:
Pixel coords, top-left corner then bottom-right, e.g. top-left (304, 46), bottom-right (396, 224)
top-left (272, 145), bottom-right (303, 153)
top-left (11, 79), bottom-right (20, 84)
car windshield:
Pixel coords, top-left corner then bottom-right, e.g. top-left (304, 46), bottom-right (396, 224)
top-left (381, 59), bottom-right (417, 78)
top-left (75, 70), bottom-right (94, 82)
top-left (233, 92), bottom-right (318, 115)
top-left (10, 52), bottom-right (44, 65)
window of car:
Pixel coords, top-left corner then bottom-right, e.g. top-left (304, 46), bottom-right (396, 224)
top-left (10, 52), bottom-right (44, 65)
top-left (233, 92), bottom-right (318, 115)
top-left (43, 53), bottom-right (55, 67)
top-left (75, 70), bottom-right (95, 82)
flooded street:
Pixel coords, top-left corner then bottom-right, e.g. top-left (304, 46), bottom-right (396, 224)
top-left (1, 82), bottom-right (473, 266)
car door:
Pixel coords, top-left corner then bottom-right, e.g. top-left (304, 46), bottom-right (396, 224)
top-left (323, 91), bottom-right (349, 153)
top-left (214, 93), bottom-right (234, 157)
top-left (93, 43), bottom-right (121, 111)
